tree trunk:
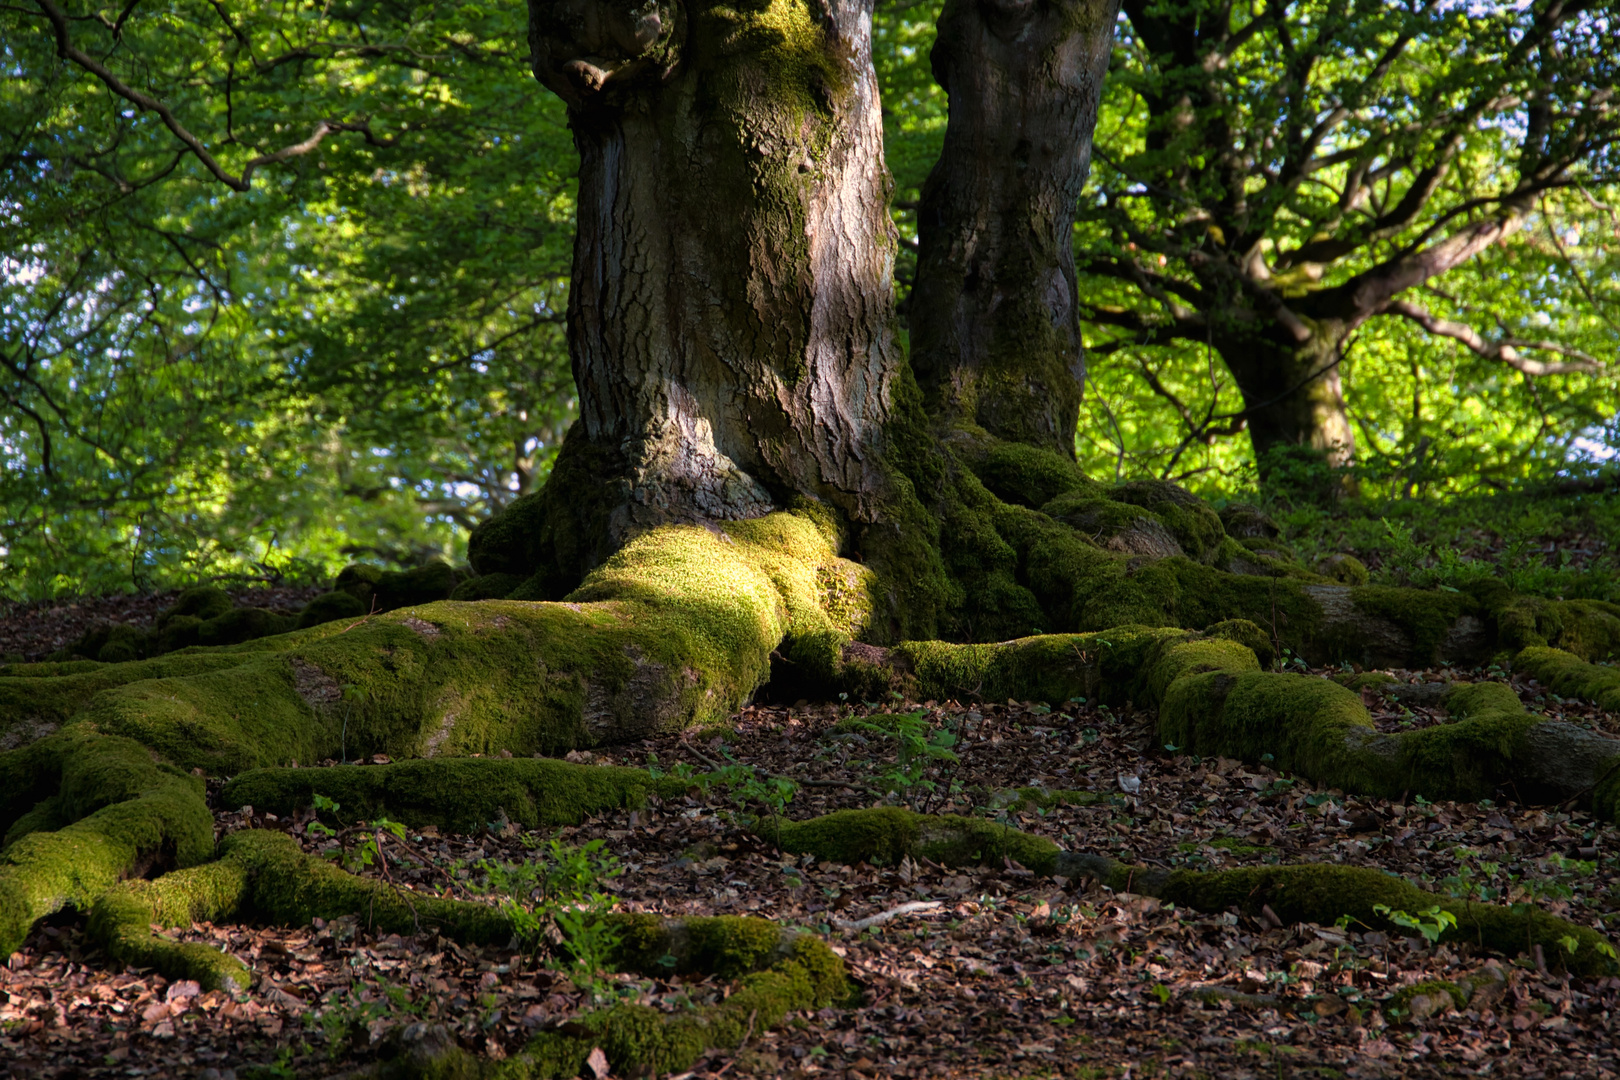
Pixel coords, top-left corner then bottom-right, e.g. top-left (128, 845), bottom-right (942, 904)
top-left (475, 0), bottom-right (903, 592)
top-left (1216, 318), bottom-right (1356, 479)
top-left (908, 0), bottom-right (1119, 458)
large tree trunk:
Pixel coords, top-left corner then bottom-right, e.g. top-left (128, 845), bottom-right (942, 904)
top-left (1217, 318), bottom-right (1357, 477)
top-left (474, 0), bottom-right (904, 594)
top-left (908, 0), bottom-right (1119, 459)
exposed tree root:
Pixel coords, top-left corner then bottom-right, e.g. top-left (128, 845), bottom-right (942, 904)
top-left (767, 807), bottom-right (1617, 975)
top-left (0, 727), bottom-right (214, 956)
top-left (357, 913), bottom-right (851, 1080)
top-left (220, 758), bottom-right (691, 834)
top-left (82, 829), bottom-right (510, 991)
top-left (5, 505), bottom-right (1620, 990)
top-left (1516, 646), bottom-right (1620, 712)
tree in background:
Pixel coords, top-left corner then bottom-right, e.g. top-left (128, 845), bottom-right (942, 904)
top-left (1073, 0), bottom-right (1619, 481)
top-left (2, 0), bottom-right (577, 596)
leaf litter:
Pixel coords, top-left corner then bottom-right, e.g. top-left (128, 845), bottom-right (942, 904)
top-left (4, 663), bottom-right (1620, 1079)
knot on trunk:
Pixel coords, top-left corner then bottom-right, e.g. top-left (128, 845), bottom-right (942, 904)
top-left (529, 0), bottom-right (683, 107)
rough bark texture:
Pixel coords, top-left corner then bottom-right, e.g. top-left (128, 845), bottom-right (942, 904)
top-left (1217, 318), bottom-right (1356, 471)
top-left (473, 0), bottom-right (905, 596)
top-left (909, 0), bottom-right (1119, 458)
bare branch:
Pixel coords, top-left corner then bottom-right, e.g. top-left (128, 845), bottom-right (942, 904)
top-left (1382, 299), bottom-right (1604, 376)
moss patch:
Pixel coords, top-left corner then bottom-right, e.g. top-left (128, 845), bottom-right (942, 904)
top-left (1515, 647), bottom-right (1620, 711)
top-left (221, 758), bottom-right (689, 834)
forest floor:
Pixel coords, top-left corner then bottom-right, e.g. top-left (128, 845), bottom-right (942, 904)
top-left (5, 633), bottom-right (1620, 1077)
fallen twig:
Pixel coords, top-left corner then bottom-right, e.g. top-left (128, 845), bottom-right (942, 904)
top-left (832, 900), bottom-right (944, 932)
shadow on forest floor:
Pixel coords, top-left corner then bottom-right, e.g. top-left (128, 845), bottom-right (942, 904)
top-left (3, 655), bottom-right (1619, 1079)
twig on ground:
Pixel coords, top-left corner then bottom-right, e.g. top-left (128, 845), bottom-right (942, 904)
top-left (831, 900), bottom-right (944, 932)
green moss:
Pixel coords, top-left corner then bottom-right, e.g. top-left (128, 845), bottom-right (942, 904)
top-left (967, 441), bottom-right (1097, 509)
top-left (1155, 665), bottom-right (1561, 803)
top-left (1514, 647), bottom-right (1620, 710)
top-left (161, 587), bottom-right (235, 626)
top-left (1156, 863), bottom-right (1614, 976)
top-left (1316, 554), bottom-right (1369, 586)
top-left (993, 788), bottom-right (1117, 811)
top-left (1218, 504), bottom-right (1280, 540)
top-left (0, 727), bottom-right (213, 955)
top-left (1443, 681), bottom-right (1524, 718)
top-left (367, 916), bottom-right (850, 1079)
top-left (220, 829), bottom-right (510, 942)
top-left (1495, 597), bottom-right (1620, 660)
top-left (448, 574), bottom-right (526, 602)
top-left (773, 807), bottom-right (1063, 874)
top-left (1348, 586), bottom-right (1473, 665)
top-left (1142, 638), bottom-right (1260, 707)
top-left (1159, 670), bottom-right (1374, 785)
top-left (221, 758), bottom-right (688, 834)
top-left (336, 561), bottom-right (460, 613)
top-left (297, 590), bottom-right (369, 629)
top-left (1389, 980), bottom-right (1467, 1015)
top-left (88, 860), bottom-right (253, 990)
top-left (0, 652), bottom-right (254, 750)
top-left (157, 615), bottom-right (204, 652)
top-left (1110, 480), bottom-right (1227, 562)
top-left (198, 607), bottom-right (297, 647)
top-left (1332, 672), bottom-right (1399, 691)
top-left (1204, 619), bottom-right (1275, 668)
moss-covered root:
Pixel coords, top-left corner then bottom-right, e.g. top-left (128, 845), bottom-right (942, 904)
top-left (88, 829), bottom-right (512, 991)
top-left (0, 653), bottom-right (254, 752)
top-left (774, 807), bottom-right (1069, 873)
top-left (15, 508), bottom-right (871, 781)
top-left (220, 757), bottom-right (689, 834)
top-left (0, 727), bottom-right (214, 956)
top-left (219, 829), bottom-right (510, 944)
top-left (1151, 637), bottom-right (1620, 812)
top-left (364, 915), bottom-right (852, 1080)
top-left (1069, 854), bottom-right (1616, 978)
top-left (88, 860), bottom-right (254, 991)
top-left (768, 809), bottom-right (1616, 975)
top-left (1516, 646), bottom-right (1620, 712)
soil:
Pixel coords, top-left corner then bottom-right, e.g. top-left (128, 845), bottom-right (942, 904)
top-left (3, 604), bottom-right (1619, 1079)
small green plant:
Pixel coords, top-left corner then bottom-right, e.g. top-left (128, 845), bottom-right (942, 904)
top-left (1372, 904), bottom-right (1457, 945)
top-left (843, 710), bottom-right (959, 808)
top-left (480, 836), bottom-right (626, 1000)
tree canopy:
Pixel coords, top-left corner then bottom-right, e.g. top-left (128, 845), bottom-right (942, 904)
top-left (2, 0), bottom-right (1617, 600)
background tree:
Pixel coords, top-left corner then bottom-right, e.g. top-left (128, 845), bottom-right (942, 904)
top-left (1072, 0), bottom-right (1620, 480)
top-left (2, 0), bottom-right (577, 597)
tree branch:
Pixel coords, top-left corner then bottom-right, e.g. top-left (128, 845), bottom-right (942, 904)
top-left (33, 0), bottom-right (398, 192)
top-left (1382, 299), bottom-right (1604, 376)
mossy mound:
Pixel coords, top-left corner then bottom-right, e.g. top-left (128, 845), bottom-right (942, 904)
top-left (774, 807), bottom-right (1066, 874)
top-left (296, 590), bottom-right (369, 629)
top-left (1516, 646), bottom-right (1620, 711)
top-left (449, 573), bottom-right (527, 602)
top-left (768, 810), bottom-right (1615, 974)
top-left (221, 757), bottom-right (690, 834)
top-left (334, 561), bottom-right (460, 613)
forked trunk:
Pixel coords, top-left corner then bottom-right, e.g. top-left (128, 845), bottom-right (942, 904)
top-left (475, 0), bottom-right (904, 591)
top-left (909, 0), bottom-right (1119, 458)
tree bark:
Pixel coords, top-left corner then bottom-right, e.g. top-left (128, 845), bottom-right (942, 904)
top-left (909, 0), bottom-right (1119, 458)
top-left (481, 0), bottom-right (903, 590)
top-left (1216, 318), bottom-right (1356, 475)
